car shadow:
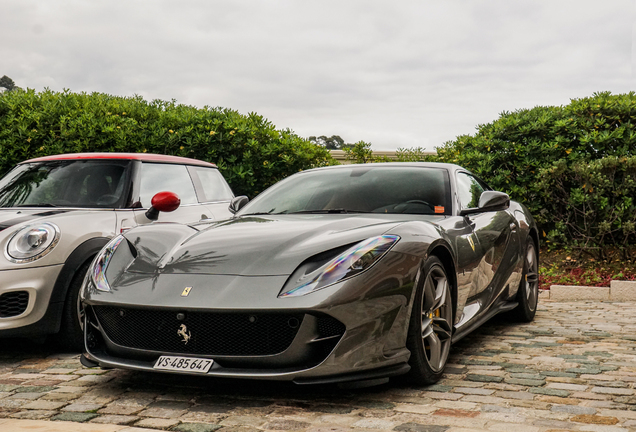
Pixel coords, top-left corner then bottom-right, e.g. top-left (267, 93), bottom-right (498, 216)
top-left (0, 314), bottom-right (528, 399)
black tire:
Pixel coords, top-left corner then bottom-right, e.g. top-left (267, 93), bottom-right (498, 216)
top-left (406, 256), bottom-right (453, 385)
top-left (508, 238), bottom-right (539, 322)
top-left (58, 260), bottom-right (91, 351)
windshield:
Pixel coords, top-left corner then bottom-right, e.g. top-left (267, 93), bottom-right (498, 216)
top-left (0, 160), bottom-right (131, 209)
top-left (239, 166), bottom-right (451, 216)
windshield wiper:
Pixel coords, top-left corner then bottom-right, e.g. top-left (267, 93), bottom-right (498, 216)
top-left (284, 209), bottom-right (370, 214)
top-left (15, 203), bottom-right (58, 208)
top-left (239, 209), bottom-right (277, 216)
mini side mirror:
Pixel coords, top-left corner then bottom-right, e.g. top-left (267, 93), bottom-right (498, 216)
top-left (229, 196), bottom-right (249, 214)
top-left (146, 191), bottom-right (181, 221)
top-left (460, 191), bottom-right (510, 216)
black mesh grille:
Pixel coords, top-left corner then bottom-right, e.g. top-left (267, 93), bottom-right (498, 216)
top-left (317, 316), bottom-right (346, 338)
top-left (93, 306), bottom-right (304, 356)
top-left (0, 291), bottom-right (29, 318)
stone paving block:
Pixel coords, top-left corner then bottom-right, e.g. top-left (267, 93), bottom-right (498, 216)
top-left (173, 423), bottom-right (223, 432)
top-left (22, 400), bottom-right (66, 410)
top-left (551, 405), bottom-right (596, 415)
top-left (488, 423), bottom-right (539, 432)
top-left (220, 415), bottom-right (267, 427)
top-left (9, 410), bottom-right (57, 420)
top-left (393, 423), bottom-right (450, 432)
top-left (528, 388), bottom-right (570, 397)
top-left (62, 402), bottom-right (104, 412)
top-left (570, 414), bottom-right (619, 425)
top-left (434, 401), bottom-right (478, 411)
top-left (465, 374), bottom-right (503, 383)
top-left (90, 414), bottom-right (139, 425)
top-left (493, 391), bottom-right (534, 400)
top-left (51, 411), bottom-right (99, 422)
top-left (547, 382), bottom-right (589, 391)
top-left (394, 404), bottom-right (437, 415)
top-left (135, 417), bottom-right (179, 429)
top-left (453, 388), bottom-right (494, 395)
top-left (591, 386), bottom-right (634, 396)
top-left (8, 392), bottom-right (45, 400)
top-left (504, 378), bottom-right (545, 387)
top-left (421, 392), bottom-right (463, 400)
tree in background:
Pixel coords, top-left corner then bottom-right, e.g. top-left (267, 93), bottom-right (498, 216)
top-left (308, 135), bottom-right (354, 150)
top-left (0, 75), bottom-right (18, 92)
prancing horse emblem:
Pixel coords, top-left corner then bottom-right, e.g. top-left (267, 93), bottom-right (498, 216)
top-left (177, 324), bottom-right (191, 345)
top-left (181, 286), bottom-right (192, 297)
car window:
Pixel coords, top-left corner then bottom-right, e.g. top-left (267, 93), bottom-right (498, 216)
top-left (139, 163), bottom-right (198, 208)
top-left (192, 167), bottom-right (233, 202)
top-left (0, 160), bottom-right (130, 208)
top-left (457, 172), bottom-right (485, 209)
top-left (239, 166), bottom-right (451, 215)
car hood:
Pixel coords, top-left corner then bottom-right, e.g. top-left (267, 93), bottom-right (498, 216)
top-left (122, 214), bottom-right (411, 276)
top-left (0, 208), bottom-right (82, 232)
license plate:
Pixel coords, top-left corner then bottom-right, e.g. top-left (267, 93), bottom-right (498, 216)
top-left (153, 356), bottom-right (214, 373)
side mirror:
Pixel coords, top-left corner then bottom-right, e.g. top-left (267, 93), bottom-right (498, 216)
top-left (229, 195), bottom-right (249, 214)
top-left (460, 191), bottom-right (510, 216)
top-left (146, 191), bottom-right (181, 221)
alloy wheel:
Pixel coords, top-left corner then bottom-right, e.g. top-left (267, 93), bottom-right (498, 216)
top-left (525, 243), bottom-right (539, 312)
top-left (420, 265), bottom-right (452, 372)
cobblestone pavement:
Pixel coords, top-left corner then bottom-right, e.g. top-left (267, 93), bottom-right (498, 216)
top-left (1, 301), bottom-right (636, 432)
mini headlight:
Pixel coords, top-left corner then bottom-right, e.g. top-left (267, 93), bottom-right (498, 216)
top-left (90, 235), bottom-right (124, 292)
top-left (5, 222), bottom-right (61, 263)
top-left (279, 235), bottom-right (400, 297)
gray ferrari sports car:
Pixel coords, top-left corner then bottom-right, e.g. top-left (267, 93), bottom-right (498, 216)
top-left (80, 163), bottom-right (539, 386)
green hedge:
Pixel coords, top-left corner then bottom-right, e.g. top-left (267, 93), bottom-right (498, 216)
top-left (435, 91), bottom-right (636, 257)
top-left (0, 89), bottom-right (333, 197)
top-left (536, 156), bottom-right (636, 258)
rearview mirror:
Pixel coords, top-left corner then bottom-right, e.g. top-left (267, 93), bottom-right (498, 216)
top-left (229, 196), bottom-right (249, 214)
top-left (460, 191), bottom-right (510, 216)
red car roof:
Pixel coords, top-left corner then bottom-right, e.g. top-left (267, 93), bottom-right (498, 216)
top-left (23, 152), bottom-right (217, 168)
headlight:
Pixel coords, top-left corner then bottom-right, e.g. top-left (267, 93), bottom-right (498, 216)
top-left (5, 222), bottom-right (61, 263)
top-left (90, 235), bottom-right (124, 292)
top-left (279, 235), bottom-right (400, 297)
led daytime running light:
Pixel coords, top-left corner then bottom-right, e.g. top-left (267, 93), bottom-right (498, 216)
top-left (91, 235), bottom-right (124, 292)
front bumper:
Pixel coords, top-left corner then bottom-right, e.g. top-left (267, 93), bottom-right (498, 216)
top-left (82, 254), bottom-right (418, 382)
top-left (0, 265), bottom-right (64, 335)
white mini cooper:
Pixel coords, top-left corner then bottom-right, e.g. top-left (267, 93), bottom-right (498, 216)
top-left (0, 153), bottom-right (234, 349)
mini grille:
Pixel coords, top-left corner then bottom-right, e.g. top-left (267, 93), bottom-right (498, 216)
top-left (0, 291), bottom-right (29, 318)
top-left (317, 316), bottom-right (346, 338)
top-left (93, 306), bottom-right (304, 356)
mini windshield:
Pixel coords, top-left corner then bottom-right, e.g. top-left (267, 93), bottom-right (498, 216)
top-left (0, 160), bottom-right (131, 208)
top-left (239, 166), bottom-right (451, 216)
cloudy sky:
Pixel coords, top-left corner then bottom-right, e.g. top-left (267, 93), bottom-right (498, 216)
top-left (1, 1), bottom-right (633, 150)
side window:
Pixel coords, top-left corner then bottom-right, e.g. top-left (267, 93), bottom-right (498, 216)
top-left (457, 172), bottom-right (485, 209)
top-left (192, 167), bottom-right (234, 202)
top-left (139, 163), bottom-right (198, 208)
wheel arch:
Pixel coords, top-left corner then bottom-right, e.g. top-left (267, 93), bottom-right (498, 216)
top-left (427, 241), bottom-right (458, 321)
top-left (47, 237), bottom-right (110, 332)
top-left (528, 227), bottom-right (540, 260)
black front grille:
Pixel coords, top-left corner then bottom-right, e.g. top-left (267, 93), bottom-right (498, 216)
top-left (0, 291), bottom-right (29, 318)
top-left (93, 306), bottom-right (304, 356)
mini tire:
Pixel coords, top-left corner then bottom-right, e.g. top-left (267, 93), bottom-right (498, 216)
top-left (509, 238), bottom-right (539, 322)
top-left (58, 260), bottom-right (91, 351)
top-left (406, 256), bottom-right (453, 385)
